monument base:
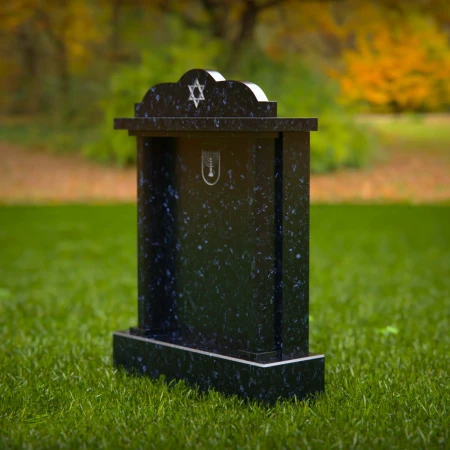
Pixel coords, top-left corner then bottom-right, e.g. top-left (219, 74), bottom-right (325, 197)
top-left (113, 330), bottom-right (325, 402)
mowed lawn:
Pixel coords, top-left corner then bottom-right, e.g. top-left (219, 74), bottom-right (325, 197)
top-left (363, 114), bottom-right (450, 152)
top-left (0, 205), bottom-right (449, 449)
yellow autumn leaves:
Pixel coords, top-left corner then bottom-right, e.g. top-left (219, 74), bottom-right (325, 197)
top-left (260, 0), bottom-right (450, 112)
top-left (1, 0), bottom-right (449, 114)
top-left (337, 11), bottom-right (450, 112)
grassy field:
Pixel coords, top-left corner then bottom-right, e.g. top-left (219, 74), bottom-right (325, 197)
top-left (0, 205), bottom-right (449, 449)
top-left (0, 119), bottom-right (95, 155)
top-left (360, 114), bottom-right (450, 152)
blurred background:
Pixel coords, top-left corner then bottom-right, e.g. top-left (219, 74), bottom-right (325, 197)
top-left (0, 0), bottom-right (449, 203)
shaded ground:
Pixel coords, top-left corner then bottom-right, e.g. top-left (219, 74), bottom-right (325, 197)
top-left (311, 148), bottom-right (449, 203)
top-left (0, 143), bottom-right (136, 204)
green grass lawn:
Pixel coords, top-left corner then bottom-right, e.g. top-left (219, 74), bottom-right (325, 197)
top-left (0, 205), bottom-right (449, 449)
top-left (361, 115), bottom-right (450, 152)
top-left (0, 120), bottom-right (97, 155)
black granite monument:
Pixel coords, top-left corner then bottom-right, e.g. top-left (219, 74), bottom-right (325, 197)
top-left (113, 69), bottom-right (325, 401)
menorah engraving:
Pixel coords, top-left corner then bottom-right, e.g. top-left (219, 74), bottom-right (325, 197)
top-left (201, 150), bottom-right (220, 186)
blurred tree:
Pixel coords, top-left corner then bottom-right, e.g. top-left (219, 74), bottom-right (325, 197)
top-left (35, 0), bottom-right (103, 117)
top-left (0, 1), bottom-right (41, 114)
top-left (0, 0), bottom-right (104, 117)
top-left (260, 0), bottom-right (347, 61)
top-left (102, 0), bottom-right (159, 62)
top-left (1, 0), bottom-right (449, 125)
top-left (261, 0), bottom-right (450, 112)
top-left (332, 4), bottom-right (450, 112)
top-left (110, 0), bottom-right (122, 60)
top-left (377, 0), bottom-right (450, 28)
top-left (156, 0), bottom-right (289, 72)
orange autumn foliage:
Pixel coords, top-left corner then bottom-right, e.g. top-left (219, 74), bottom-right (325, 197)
top-left (261, 1), bottom-right (450, 113)
top-left (334, 13), bottom-right (450, 112)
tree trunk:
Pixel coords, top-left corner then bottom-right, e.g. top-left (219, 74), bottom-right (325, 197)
top-left (110, 0), bottom-right (121, 60)
top-left (225, 0), bottom-right (258, 73)
top-left (36, 7), bottom-right (72, 119)
top-left (56, 40), bottom-right (71, 119)
top-left (17, 24), bottom-right (40, 115)
top-left (225, 0), bottom-right (286, 73)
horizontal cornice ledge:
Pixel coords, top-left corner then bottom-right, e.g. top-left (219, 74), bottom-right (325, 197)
top-left (114, 117), bottom-right (318, 132)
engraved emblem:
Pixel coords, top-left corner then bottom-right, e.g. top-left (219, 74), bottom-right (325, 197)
top-left (188, 78), bottom-right (205, 108)
top-left (202, 150), bottom-right (220, 186)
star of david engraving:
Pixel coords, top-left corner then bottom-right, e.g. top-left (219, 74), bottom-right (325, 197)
top-left (188, 78), bottom-right (205, 108)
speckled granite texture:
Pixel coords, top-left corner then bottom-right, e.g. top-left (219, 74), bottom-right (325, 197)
top-left (113, 69), bottom-right (324, 401)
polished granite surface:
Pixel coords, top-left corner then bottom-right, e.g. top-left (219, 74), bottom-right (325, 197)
top-left (113, 69), bottom-right (324, 401)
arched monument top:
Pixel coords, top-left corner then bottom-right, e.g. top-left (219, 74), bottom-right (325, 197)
top-left (135, 69), bottom-right (277, 118)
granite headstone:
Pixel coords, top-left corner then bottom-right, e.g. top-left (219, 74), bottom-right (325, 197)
top-left (113, 69), bottom-right (325, 402)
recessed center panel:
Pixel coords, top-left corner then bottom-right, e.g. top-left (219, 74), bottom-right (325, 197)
top-left (147, 136), bottom-right (276, 353)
